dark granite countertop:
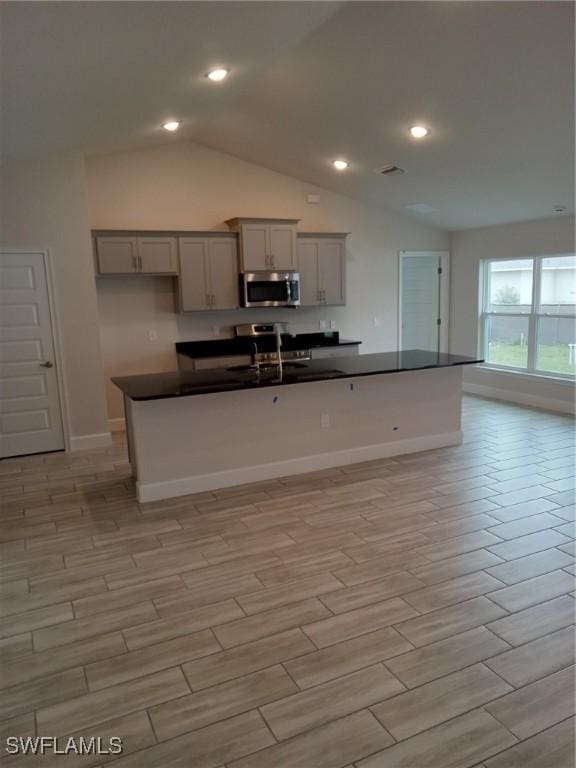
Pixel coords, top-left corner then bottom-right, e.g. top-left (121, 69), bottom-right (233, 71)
top-left (175, 332), bottom-right (361, 359)
top-left (113, 350), bottom-right (482, 401)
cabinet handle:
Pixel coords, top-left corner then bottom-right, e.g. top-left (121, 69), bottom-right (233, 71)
top-left (211, 294), bottom-right (216, 307)
top-left (138, 255), bottom-right (143, 271)
top-left (270, 255), bottom-right (275, 268)
top-left (132, 255), bottom-right (138, 271)
top-left (205, 293), bottom-right (210, 307)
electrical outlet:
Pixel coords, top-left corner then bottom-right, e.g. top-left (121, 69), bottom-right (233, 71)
top-left (147, 330), bottom-right (158, 342)
top-left (319, 320), bottom-right (327, 331)
top-left (373, 316), bottom-right (381, 328)
top-left (321, 413), bottom-right (330, 428)
top-left (329, 319), bottom-right (337, 330)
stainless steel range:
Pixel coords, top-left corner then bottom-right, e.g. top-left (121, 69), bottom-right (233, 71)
top-left (177, 323), bottom-right (310, 372)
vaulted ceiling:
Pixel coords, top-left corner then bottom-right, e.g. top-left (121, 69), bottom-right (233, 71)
top-left (2, 1), bottom-right (574, 230)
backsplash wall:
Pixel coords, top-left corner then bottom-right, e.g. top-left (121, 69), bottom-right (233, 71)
top-left (87, 140), bottom-right (449, 421)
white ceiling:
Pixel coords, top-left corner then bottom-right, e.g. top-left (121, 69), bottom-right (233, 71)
top-left (2, 1), bottom-right (574, 230)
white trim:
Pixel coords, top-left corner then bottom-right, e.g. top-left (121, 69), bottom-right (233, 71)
top-left (476, 364), bottom-right (575, 386)
top-left (69, 432), bottom-right (112, 451)
top-left (0, 247), bottom-right (71, 451)
top-left (136, 430), bottom-right (462, 503)
top-left (108, 417), bottom-right (126, 433)
top-left (463, 382), bottom-right (575, 415)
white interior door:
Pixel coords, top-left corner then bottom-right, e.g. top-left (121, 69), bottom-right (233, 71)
top-left (399, 251), bottom-right (450, 353)
top-left (0, 251), bottom-right (65, 457)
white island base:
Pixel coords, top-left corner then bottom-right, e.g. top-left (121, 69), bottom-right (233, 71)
top-left (124, 367), bottom-right (464, 503)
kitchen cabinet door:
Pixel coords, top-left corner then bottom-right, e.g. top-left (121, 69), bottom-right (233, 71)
top-left (268, 224), bottom-right (297, 270)
top-left (137, 237), bottom-right (178, 274)
top-left (208, 238), bottom-right (239, 309)
top-left (318, 239), bottom-right (345, 305)
top-left (241, 225), bottom-right (269, 271)
top-left (179, 239), bottom-right (210, 311)
top-left (297, 241), bottom-right (320, 306)
top-left (96, 237), bottom-right (138, 274)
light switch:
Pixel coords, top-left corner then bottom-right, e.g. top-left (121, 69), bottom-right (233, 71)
top-left (319, 320), bottom-right (327, 330)
top-left (147, 330), bottom-right (158, 342)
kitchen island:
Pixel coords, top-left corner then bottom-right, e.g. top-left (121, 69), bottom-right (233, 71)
top-left (113, 350), bottom-right (481, 502)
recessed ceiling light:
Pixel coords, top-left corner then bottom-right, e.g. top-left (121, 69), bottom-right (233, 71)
top-left (553, 205), bottom-right (567, 213)
top-left (162, 121), bottom-right (181, 132)
top-left (410, 125), bottom-right (430, 139)
top-left (207, 68), bottom-right (230, 82)
top-left (333, 159), bottom-right (349, 171)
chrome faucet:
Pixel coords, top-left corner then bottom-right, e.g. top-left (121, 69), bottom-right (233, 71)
top-left (274, 323), bottom-right (283, 381)
top-left (250, 342), bottom-right (261, 376)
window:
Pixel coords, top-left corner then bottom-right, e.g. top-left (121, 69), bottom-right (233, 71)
top-left (480, 255), bottom-right (576, 378)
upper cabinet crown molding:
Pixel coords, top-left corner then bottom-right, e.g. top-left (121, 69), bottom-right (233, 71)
top-left (226, 217), bottom-right (300, 272)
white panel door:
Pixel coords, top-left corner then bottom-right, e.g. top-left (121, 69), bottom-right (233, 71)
top-left (0, 252), bottom-right (65, 457)
top-left (399, 251), bottom-right (450, 353)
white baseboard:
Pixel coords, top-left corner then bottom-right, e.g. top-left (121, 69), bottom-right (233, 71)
top-left (69, 432), bottom-right (113, 452)
top-left (463, 383), bottom-right (575, 415)
top-left (137, 430), bottom-right (462, 503)
top-left (108, 418), bottom-right (126, 433)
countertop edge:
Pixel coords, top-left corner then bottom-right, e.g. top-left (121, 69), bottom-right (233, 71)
top-left (114, 358), bottom-right (481, 402)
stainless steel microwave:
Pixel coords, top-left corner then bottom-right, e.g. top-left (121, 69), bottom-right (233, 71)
top-left (240, 271), bottom-right (300, 308)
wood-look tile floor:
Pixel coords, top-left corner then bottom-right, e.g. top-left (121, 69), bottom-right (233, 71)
top-left (1, 395), bottom-right (575, 767)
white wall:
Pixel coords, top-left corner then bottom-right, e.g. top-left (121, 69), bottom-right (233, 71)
top-left (86, 141), bottom-right (449, 421)
top-left (0, 153), bottom-right (110, 446)
top-left (450, 215), bottom-right (575, 413)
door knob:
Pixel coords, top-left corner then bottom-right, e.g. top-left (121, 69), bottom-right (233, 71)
top-left (40, 361), bottom-right (54, 368)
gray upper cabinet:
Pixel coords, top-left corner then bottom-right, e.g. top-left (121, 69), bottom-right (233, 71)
top-left (95, 235), bottom-right (178, 275)
top-left (297, 234), bottom-right (347, 306)
top-left (226, 218), bottom-right (299, 271)
top-left (95, 237), bottom-right (138, 274)
top-left (137, 237), bottom-right (178, 274)
top-left (179, 236), bottom-right (239, 312)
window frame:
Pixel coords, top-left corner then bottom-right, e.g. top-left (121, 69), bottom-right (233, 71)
top-left (479, 255), bottom-right (576, 380)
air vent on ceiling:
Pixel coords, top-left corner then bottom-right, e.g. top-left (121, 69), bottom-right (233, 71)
top-left (375, 164), bottom-right (406, 176)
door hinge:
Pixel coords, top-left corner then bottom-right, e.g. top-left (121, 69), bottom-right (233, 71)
top-left (436, 318), bottom-right (442, 325)
top-left (437, 266), bottom-right (442, 275)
